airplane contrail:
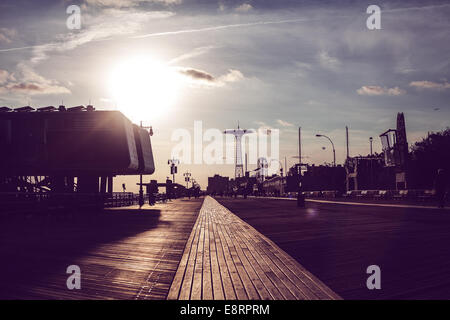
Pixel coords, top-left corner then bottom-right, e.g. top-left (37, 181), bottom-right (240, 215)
top-left (131, 16), bottom-right (334, 39)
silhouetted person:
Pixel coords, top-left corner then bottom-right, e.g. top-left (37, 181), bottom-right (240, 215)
top-left (434, 169), bottom-right (447, 208)
top-left (297, 181), bottom-right (305, 208)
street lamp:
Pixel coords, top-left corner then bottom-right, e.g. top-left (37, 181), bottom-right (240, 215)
top-left (316, 134), bottom-right (336, 167)
top-left (369, 137), bottom-right (373, 156)
top-left (168, 158), bottom-right (179, 183)
top-left (138, 121), bottom-right (153, 208)
top-left (183, 171), bottom-right (191, 188)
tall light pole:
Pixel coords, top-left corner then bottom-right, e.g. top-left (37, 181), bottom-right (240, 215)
top-left (316, 134), bottom-right (336, 167)
top-left (138, 121), bottom-right (153, 208)
top-left (369, 137), bottom-right (373, 156)
top-left (183, 171), bottom-right (191, 188)
top-left (168, 158), bottom-right (179, 183)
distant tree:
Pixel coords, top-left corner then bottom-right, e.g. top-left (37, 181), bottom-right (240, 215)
top-left (409, 128), bottom-right (450, 188)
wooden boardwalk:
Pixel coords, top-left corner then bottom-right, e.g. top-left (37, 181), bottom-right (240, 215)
top-left (167, 196), bottom-right (340, 300)
top-left (0, 199), bottom-right (202, 299)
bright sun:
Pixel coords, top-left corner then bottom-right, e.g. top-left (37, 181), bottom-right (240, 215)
top-left (109, 56), bottom-right (181, 123)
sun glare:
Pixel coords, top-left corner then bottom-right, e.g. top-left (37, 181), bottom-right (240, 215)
top-left (108, 56), bottom-right (181, 123)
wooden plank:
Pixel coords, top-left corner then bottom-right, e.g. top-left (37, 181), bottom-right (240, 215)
top-left (202, 208), bottom-right (213, 300)
top-left (228, 221), bottom-right (319, 299)
top-left (210, 196), bottom-right (339, 300)
top-left (207, 208), bottom-right (225, 300)
top-left (167, 196), bottom-right (339, 300)
top-left (214, 207), bottom-right (296, 300)
top-left (0, 199), bottom-right (203, 300)
top-left (210, 209), bottom-right (237, 300)
top-left (215, 210), bottom-right (273, 300)
top-left (166, 205), bottom-right (202, 299)
top-left (191, 208), bottom-right (206, 300)
top-left (212, 209), bottom-right (260, 299)
top-left (178, 208), bottom-right (204, 300)
top-left (213, 209), bottom-right (248, 300)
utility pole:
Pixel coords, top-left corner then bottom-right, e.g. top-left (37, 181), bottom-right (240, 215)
top-left (298, 127), bottom-right (302, 165)
top-left (245, 153), bottom-right (248, 175)
top-left (346, 126), bottom-right (349, 160)
top-left (138, 121), bottom-right (153, 208)
top-left (297, 126), bottom-right (305, 207)
top-left (284, 156), bottom-right (287, 176)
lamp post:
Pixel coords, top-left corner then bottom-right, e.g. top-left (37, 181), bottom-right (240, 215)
top-left (183, 171), bottom-right (191, 188)
top-left (168, 158), bottom-right (179, 183)
top-left (316, 134), bottom-right (336, 167)
top-left (138, 122), bottom-right (153, 208)
top-left (369, 137), bottom-right (373, 156)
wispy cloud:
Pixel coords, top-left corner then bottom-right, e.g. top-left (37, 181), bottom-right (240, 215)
top-left (317, 50), bottom-right (341, 71)
top-left (357, 85), bottom-right (406, 96)
top-left (235, 3), bottom-right (253, 12)
top-left (84, 0), bottom-right (181, 8)
top-left (277, 119), bottom-right (293, 127)
top-left (0, 66), bottom-right (70, 96)
top-left (30, 9), bottom-right (174, 63)
top-left (168, 46), bottom-right (217, 65)
top-left (409, 80), bottom-right (450, 90)
top-left (0, 69), bottom-right (13, 84)
top-left (0, 9), bottom-right (174, 56)
top-left (0, 28), bottom-right (16, 44)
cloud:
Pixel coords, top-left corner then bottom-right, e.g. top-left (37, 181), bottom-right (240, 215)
top-left (0, 28), bottom-right (16, 43)
top-left (25, 9), bottom-right (174, 63)
top-left (179, 68), bottom-right (215, 82)
top-left (0, 65), bottom-right (70, 96)
top-left (0, 82), bottom-right (70, 95)
top-left (84, 0), bottom-right (181, 8)
top-left (168, 46), bottom-right (217, 65)
top-left (317, 50), bottom-right (341, 71)
top-left (409, 80), bottom-right (450, 90)
top-left (235, 3), bottom-right (253, 12)
top-left (177, 68), bottom-right (243, 87)
top-left (253, 121), bottom-right (274, 132)
top-left (277, 119), bottom-right (293, 127)
top-left (0, 69), bottom-right (12, 84)
top-left (294, 61), bottom-right (312, 77)
top-left (357, 85), bottom-right (406, 96)
top-left (218, 69), bottom-right (244, 83)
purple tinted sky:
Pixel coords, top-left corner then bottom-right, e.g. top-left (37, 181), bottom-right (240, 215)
top-left (1, 0), bottom-right (449, 190)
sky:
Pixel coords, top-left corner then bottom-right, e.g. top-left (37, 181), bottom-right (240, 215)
top-left (1, 0), bottom-right (450, 191)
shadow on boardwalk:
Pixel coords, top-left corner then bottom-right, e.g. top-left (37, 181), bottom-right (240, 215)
top-left (0, 207), bottom-right (162, 299)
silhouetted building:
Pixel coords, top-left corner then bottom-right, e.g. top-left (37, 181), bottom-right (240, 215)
top-left (207, 174), bottom-right (229, 194)
top-left (345, 156), bottom-right (395, 191)
top-left (302, 165), bottom-right (346, 193)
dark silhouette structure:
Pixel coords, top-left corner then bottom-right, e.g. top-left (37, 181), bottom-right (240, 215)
top-left (434, 169), bottom-right (447, 208)
top-left (0, 105), bottom-right (155, 209)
